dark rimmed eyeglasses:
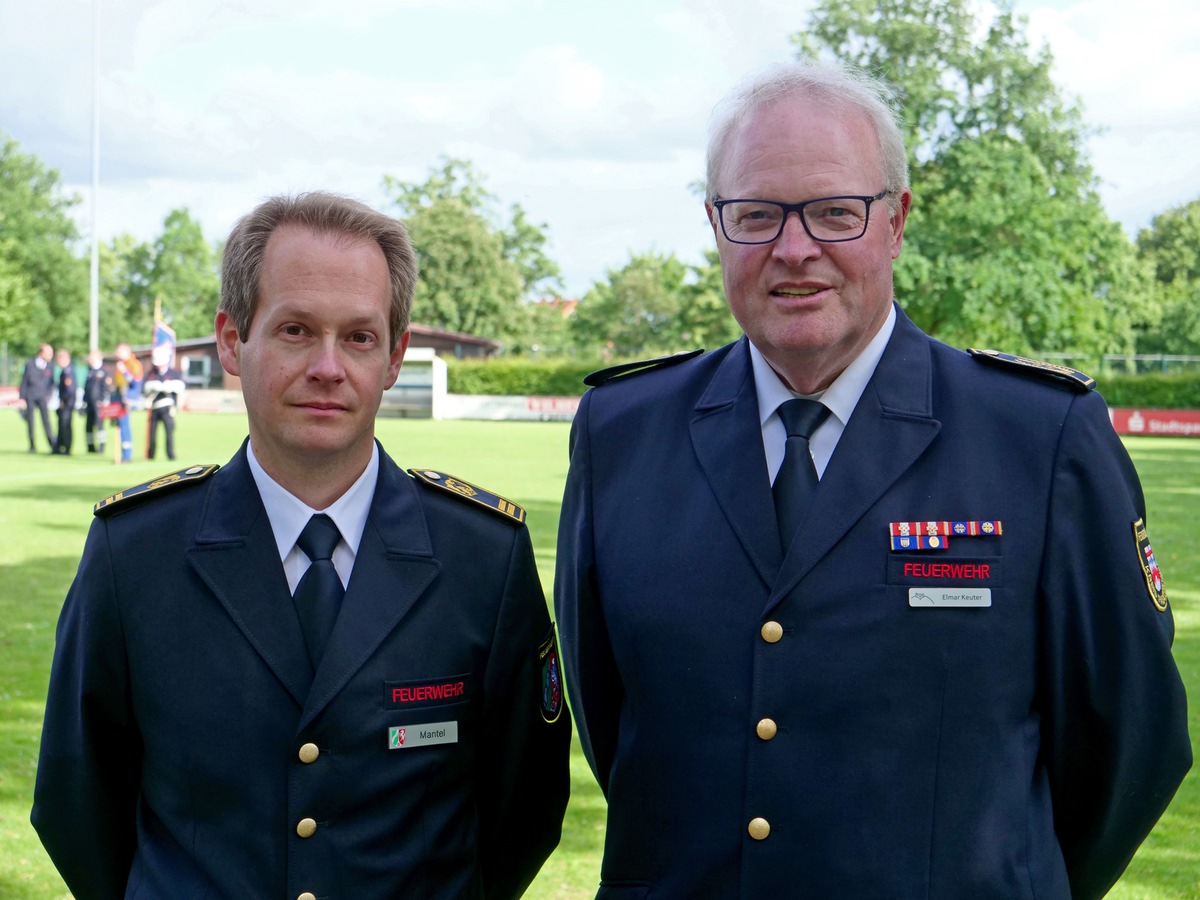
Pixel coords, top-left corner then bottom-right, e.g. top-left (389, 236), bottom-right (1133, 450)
top-left (712, 190), bottom-right (892, 245)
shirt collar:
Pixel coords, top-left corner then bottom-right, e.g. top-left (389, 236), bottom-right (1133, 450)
top-left (246, 440), bottom-right (380, 562)
top-left (752, 303), bottom-right (896, 426)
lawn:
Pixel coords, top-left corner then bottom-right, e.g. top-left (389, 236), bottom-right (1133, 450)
top-left (0, 411), bottom-right (1195, 898)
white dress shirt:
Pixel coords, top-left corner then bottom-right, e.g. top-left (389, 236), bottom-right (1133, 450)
top-left (752, 304), bottom-right (897, 484)
top-left (246, 441), bottom-right (380, 592)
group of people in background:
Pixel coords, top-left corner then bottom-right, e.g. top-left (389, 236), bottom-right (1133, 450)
top-left (17, 340), bottom-right (185, 462)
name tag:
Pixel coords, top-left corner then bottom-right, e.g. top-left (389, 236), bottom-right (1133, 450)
top-left (909, 588), bottom-right (991, 608)
top-left (388, 721), bottom-right (458, 749)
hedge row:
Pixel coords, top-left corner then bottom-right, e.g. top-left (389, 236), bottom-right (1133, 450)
top-left (1093, 372), bottom-right (1200, 409)
top-left (446, 357), bottom-right (1200, 409)
top-left (445, 358), bottom-right (604, 397)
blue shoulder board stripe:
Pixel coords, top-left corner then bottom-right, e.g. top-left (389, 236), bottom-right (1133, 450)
top-left (584, 349), bottom-right (704, 387)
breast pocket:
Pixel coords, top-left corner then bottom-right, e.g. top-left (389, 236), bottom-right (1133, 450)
top-left (382, 673), bottom-right (476, 753)
top-left (888, 556), bottom-right (1002, 609)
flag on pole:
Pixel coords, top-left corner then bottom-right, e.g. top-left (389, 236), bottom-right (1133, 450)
top-left (153, 296), bottom-right (176, 365)
top-left (147, 297), bottom-right (179, 458)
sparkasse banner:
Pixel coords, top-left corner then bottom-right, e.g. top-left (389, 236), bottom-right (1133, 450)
top-left (1110, 408), bottom-right (1200, 437)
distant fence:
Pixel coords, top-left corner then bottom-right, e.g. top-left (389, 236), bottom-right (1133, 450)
top-left (1043, 354), bottom-right (1200, 375)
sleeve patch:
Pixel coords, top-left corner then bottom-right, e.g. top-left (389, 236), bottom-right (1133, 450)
top-left (408, 469), bottom-right (526, 524)
top-left (967, 349), bottom-right (1095, 392)
top-left (537, 625), bottom-right (564, 723)
top-left (1133, 518), bottom-right (1168, 612)
top-left (94, 464), bottom-right (220, 517)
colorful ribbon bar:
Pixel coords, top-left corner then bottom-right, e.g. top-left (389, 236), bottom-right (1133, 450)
top-left (891, 535), bottom-right (950, 551)
top-left (890, 521), bottom-right (951, 537)
top-left (950, 520), bottom-right (1002, 536)
top-left (890, 520), bottom-right (1002, 538)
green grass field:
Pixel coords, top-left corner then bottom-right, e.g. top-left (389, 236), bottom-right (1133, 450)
top-left (1, 411), bottom-right (1196, 899)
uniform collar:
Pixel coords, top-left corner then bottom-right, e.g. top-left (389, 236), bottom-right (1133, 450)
top-left (246, 440), bottom-right (379, 564)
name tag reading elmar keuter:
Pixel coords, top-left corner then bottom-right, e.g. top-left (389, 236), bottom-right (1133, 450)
top-left (909, 588), bottom-right (992, 608)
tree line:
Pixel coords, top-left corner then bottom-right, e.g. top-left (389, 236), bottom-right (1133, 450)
top-left (2, 0), bottom-right (1199, 370)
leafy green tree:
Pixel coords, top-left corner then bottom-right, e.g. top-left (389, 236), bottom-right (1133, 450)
top-left (507, 297), bottom-right (576, 357)
top-left (570, 249), bottom-right (742, 359)
top-left (384, 157), bottom-right (562, 345)
top-left (571, 252), bottom-right (691, 357)
top-left (412, 196), bottom-right (523, 338)
top-left (794, 0), bottom-right (1151, 358)
top-left (0, 246), bottom-right (35, 343)
top-left (504, 203), bottom-right (563, 300)
top-left (146, 208), bottom-right (221, 339)
top-left (0, 131), bottom-right (88, 357)
top-left (98, 209), bottom-right (220, 348)
top-left (680, 248), bottom-right (743, 350)
top-left (1136, 197), bottom-right (1200, 354)
top-left (98, 232), bottom-right (153, 350)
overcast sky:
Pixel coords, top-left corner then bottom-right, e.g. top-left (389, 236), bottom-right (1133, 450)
top-left (2, 0), bottom-right (1198, 299)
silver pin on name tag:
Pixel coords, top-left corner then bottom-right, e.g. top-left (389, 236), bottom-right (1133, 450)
top-left (909, 588), bottom-right (991, 608)
top-left (388, 721), bottom-right (458, 749)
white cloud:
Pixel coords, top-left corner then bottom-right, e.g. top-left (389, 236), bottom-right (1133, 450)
top-left (3, 0), bottom-right (1199, 298)
top-left (1019, 0), bottom-right (1200, 226)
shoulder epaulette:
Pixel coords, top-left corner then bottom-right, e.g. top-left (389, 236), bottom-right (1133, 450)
top-left (94, 464), bottom-right (221, 517)
top-left (408, 469), bottom-right (526, 525)
top-left (584, 349), bottom-right (704, 387)
top-left (967, 349), bottom-right (1095, 392)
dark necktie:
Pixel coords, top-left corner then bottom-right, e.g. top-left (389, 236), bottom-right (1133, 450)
top-left (773, 399), bottom-right (831, 551)
top-left (294, 514), bottom-right (344, 669)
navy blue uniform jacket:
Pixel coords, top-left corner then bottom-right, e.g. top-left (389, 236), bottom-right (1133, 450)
top-left (33, 442), bottom-right (570, 900)
top-left (555, 307), bottom-right (1190, 899)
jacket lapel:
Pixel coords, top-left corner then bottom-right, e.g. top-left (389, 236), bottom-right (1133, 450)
top-left (186, 445), bottom-right (315, 707)
top-left (300, 448), bottom-right (440, 727)
top-left (768, 308), bottom-right (942, 608)
top-left (691, 338), bottom-right (784, 587)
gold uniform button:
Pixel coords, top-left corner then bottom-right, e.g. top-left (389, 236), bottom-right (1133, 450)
top-left (761, 621), bottom-right (783, 643)
top-left (748, 817), bottom-right (771, 840)
top-left (296, 817), bottom-right (317, 839)
top-left (298, 894), bottom-right (317, 900)
top-left (756, 718), bottom-right (778, 740)
top-left (298, 743), bottom-right (320, 764)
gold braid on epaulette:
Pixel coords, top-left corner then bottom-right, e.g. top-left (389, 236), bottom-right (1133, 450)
top-left (408, 469), bottom-right (526, 524)
top-left (94, 464), bottom-right (221, 517)
top-left (967, 349), bottom-right (1095, 392)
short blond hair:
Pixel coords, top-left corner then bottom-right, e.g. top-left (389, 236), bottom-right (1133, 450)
top-left (220, 192), bottom-right (418, 351)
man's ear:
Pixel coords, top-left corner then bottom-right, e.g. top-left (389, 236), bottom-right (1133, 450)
top-left (889, 189), bottom-right (913, 260)
top-left (384, 331), bottom-right (411, 390)
top-left (214, 310), bottom-right (242, 377)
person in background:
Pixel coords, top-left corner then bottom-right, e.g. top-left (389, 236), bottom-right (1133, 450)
top-left (113, 342), bottom-right (143, 463)
top-left (18, 343), bottom-right (56, 453)
top-left (143, 345), bottom-right (186, 461)
top-left (82, 349), bottom-right (113, 454)
top-left (53, 348), bottom-right (76, 455)
top-left (555, 60), bottom-right (1191, 900)
top-left (33, 191), bottom-right (570, 900)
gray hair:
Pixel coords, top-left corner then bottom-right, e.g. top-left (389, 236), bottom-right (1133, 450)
top-left (705, 61), bottom-right (909, 211)
top-left (220, 191), bottom-right (418, 351)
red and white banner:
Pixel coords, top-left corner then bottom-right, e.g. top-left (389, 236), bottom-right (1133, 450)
top-left (1110, 408), bottom-right (1200, 437)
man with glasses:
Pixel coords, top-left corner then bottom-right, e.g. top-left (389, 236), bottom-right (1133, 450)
top-left (556, 60), bottom-right (1190, 899)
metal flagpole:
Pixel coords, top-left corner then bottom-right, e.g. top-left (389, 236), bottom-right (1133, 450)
top-left (88, 0), bottom-right (100, 353)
